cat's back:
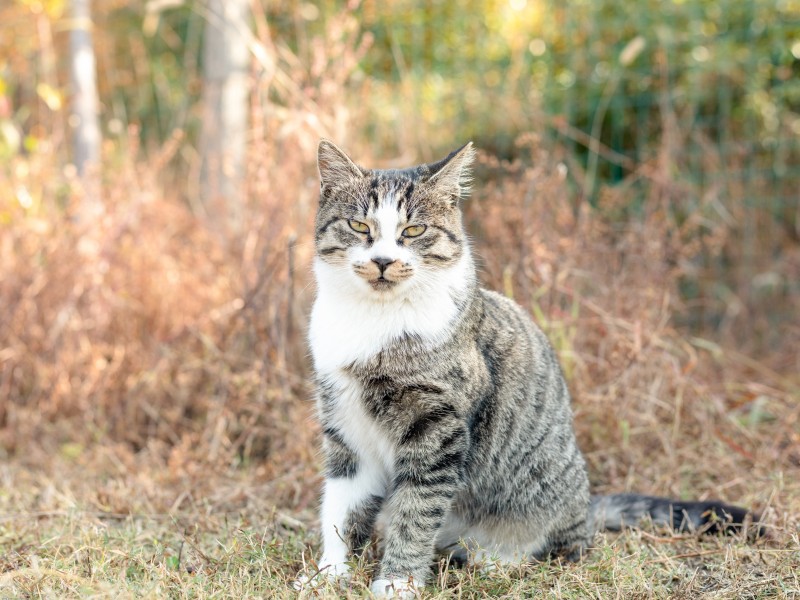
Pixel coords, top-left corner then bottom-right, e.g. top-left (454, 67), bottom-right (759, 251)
top-left (455, 287), bottom-right (589, 527)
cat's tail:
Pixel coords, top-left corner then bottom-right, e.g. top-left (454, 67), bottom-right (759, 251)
top-left (589, 493), bottom-right (764, 537)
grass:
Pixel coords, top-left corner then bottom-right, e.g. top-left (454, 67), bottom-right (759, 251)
top-left (1, 455), bottom-right (798, 599)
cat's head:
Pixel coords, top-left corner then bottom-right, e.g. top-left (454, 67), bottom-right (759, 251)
top-left (314, 140), bottom-right (475, 300)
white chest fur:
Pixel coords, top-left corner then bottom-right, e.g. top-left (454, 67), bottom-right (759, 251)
top-left (322, 370), bottom-right (396, 478)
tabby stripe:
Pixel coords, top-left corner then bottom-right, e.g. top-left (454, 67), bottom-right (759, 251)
top-left (322, 426), bottom-right (345, 444)
top-left (403, 180), bottom-right (415, 201)
top-left (405, 484), bottom-right (460, 500)
top-left (394, 469), bottom-right (460, 488)
top-left (504, 426), bottom-right (551, 475)
top-left (481, 345), bottom-right (503, 381)
top-left (390, 535), bottom-right (435, 566)
top-left (426, 449), bottom-right (465, 474)
top-left (394, 525), bottom-right (441, 544)
top-left (325, 448), bottom-right (358, 478)
top-left (369, 178), bottom-right (380, 210)
top-left (322, 425), bottom-right (360, 479)
top-left (415, 235), bottom-right (439, 250)
top-left (533, 448), bottom-right (580, 492)
top-left (447, 365), bottom-right (465, 380)
top-left (345, 494), bottom-right (383, 552)
top-left (418, 506), bottom-right (445, 520)
top-left (430, 224), bottom-right (461, 243)
top-left (400, 405), bottom-right (456, 444)
top-left (319, 246), bottom-right (345, 256)
top-left (422, 253), bottom-right (453, 263)
top-left (395, 432), bottom-right (463, 471)
top-left (437, 427), bottom-right (467, 453)
top-left (468, 387), bottom-right (496, 440)
top-left (327, 461), bottom-right (357, 479)
top-left (316, 217), bottom-right (339, 238)
top-left (317, 378), bottom-right (337, 396)
top-left (368, 375), bottom-right (393, 387)
top-left (339, 230), bottom-right (361, 245)
top-left (395, 511), bottom-right (439, 530)
top-left (395, 180), bottom-right (412, 210)
top-left (404, 383), bottom-right (444, 395)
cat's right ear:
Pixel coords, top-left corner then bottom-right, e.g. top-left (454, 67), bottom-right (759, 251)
top-left (317, 140), bottom-right (364, 190)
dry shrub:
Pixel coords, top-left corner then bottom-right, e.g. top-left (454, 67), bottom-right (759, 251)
top-left (467, 137), bottom-right (799, 525)
top-left (2, 131), bottom-right (798, 529)
top-left (0, 5), bottom-right (384, 514)
top-left (1, 41), bottom-right (798, 535)
top-left (0, 102), bottom-right (322, 517)
top-left (0, 142), bottom-right (311, 470)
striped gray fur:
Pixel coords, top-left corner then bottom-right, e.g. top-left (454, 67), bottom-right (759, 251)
top-left (305, 140), bottom-right (760, 597)
top-left (590, 494), bottom-right (763, 537)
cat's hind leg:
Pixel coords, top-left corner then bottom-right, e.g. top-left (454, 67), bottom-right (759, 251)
top-left (435, 514), bottom-right (550, 571)
top-left (435, 512), bottom-right (592, 571)
top-left (534, 516), bottom-right (592, 563)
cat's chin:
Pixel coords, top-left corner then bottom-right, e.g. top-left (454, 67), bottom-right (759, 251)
top-left (367, 278), bottom-right (400, 292)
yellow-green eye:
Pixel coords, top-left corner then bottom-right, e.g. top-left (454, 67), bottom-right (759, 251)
top-left (402, 225), bottom-right (426, 238)
top-left (348, 220), bottom-right (370, 234)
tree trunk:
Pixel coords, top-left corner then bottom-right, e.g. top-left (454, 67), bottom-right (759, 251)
top-left (69, 0), bottom-right (102, 218)
top-left (200, 0), bottom-right (250, 235)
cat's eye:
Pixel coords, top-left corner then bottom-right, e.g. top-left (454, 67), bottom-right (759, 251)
top-left (402, 225), bottom-right (426, 238)
top-left (348, 220), bottom-right (370, 234)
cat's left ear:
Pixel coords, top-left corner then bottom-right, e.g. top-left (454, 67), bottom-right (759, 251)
top-left (424, 142), bottom-right (475, 205)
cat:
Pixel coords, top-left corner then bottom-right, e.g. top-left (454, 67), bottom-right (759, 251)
top-left (300, 140), bottom-right (760, 598)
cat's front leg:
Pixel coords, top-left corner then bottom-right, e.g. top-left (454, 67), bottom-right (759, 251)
top-left (318, 429), bottom-right (385, 578)
top-left (372, 418), bottom-right (468, 597)
top-left (318, 474), bottom-right (384, 577)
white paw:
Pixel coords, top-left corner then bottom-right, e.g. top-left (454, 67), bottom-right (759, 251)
top-left (293, 561), bottom-right (351, 592)
top-left (370, 577), bottom-right (418, 598)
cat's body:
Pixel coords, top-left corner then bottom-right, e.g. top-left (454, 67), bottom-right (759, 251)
top-left (304, 141), bottom-right (757, 597)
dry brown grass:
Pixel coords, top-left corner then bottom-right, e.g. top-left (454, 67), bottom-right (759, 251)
top-left (1, 10), bottom-right (799, 594)
top-left (0, 124), bottom-right (321, 508)
top-left (2, 128), bottom-right (798, 596)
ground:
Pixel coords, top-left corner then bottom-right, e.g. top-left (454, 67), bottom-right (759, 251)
top-left (1, 452), bottom-right (797, 599)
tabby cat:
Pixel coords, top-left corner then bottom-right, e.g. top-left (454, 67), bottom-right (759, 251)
top-left (301, 140), bottom-right (758, 597)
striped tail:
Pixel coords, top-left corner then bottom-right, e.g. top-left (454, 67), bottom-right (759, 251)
top-left (590, 493), bottom-right (764, 537)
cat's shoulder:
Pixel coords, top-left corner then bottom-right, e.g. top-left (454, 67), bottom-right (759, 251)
top-left (476, 287), bottom-right (532, 322)
top-left (470, 286), bottom-right (550, 349)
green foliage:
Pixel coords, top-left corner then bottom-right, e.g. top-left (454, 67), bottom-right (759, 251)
top-left (4, 0), bottom-right (798, 196)
top-left (102, 1), bottom-right (204, 149)
top-left (345, 0), bottom-right (800, 188)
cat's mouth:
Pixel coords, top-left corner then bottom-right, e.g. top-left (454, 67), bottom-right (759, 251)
top-left (368, 277), bottom-right (398, 291)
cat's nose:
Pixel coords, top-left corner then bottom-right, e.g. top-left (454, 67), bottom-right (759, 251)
top-left (372, 256), bottom-right (395, 273)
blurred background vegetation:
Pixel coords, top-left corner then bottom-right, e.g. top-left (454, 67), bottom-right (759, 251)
top-left (3, 0), bottom-right (798, 337)
top-left (0, 0), bottom-right (798, 485)
top-left (1, 4), bottom-right (799, 594)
